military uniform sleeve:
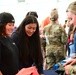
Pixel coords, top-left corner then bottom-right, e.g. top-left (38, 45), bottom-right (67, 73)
top-left (41, 27), bottom-right (47, 52)
top-left (60, 26), bottom-right (67, 44)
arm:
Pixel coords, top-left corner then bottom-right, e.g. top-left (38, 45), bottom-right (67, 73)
top-left (63, 59), bottom-right (76, 67)
top-left (60, 27), bottom-right (67, 44)
top-left (70, 33), bottom-right (74, 42)
top-left (41, 28), bottom-right (46, 52)
top-left (0, 71), bottom-right (2, 75)
top-left (63, 59), bottom-right (76, 75)
top-left (37, 64), bottom-right (44, 75)
top-left (36, 59), bottom-right (44, 75)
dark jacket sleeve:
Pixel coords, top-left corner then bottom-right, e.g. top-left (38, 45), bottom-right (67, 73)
top-left (11, 32), bottom-right (18, 45)
top-left (36, 61), bottom-right (44, 74)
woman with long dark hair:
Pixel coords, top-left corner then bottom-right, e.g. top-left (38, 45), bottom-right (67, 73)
top-left (11, 15), bottom-right (44, 75)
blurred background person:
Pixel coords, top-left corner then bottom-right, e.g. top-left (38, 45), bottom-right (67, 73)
top-left (42, 10), bottom-right (67, 70)
top-left (11, 15), bottom-right (44, 75)
top-left (26, 11), bottom-right (38, 19)
top-left (39, 8), bottom-right (58, 34)
top-left (63, 1), bottom-right (76, 75)
top-left (63, 19), bottom-right (70, 36)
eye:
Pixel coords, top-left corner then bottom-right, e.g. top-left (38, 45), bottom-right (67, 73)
top-left (8, 23), bottom-right (14, 26)
top-left (28, 27), bottom-right (31, 29)
top-left (8, 24), bottom-right (11, 26)
top-left (33, 28), bottom-right (36, 31)
top-left (68, 18), bottom-right (72, 21)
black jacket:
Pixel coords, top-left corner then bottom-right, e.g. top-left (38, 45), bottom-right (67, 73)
top-left (0, 36), bottom-right (19, 75)
top-left (11, 32), bottom-right (44, 74)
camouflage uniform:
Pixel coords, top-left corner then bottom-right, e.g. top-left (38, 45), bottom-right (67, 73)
top-left (68, 65), bottom-right (76, 75)
top-left (42, 22), bottom-right (67, 70)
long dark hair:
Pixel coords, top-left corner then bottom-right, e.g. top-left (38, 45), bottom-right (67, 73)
top-left (16, 15), bottom-right (43, 66)
top-left (0, 23), bottom-right (7, 36)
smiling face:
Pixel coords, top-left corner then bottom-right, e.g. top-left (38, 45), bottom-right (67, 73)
top-left (5, 23), bottom-right (14, 36)
top-left (25, 23), bottom-right (37, 37)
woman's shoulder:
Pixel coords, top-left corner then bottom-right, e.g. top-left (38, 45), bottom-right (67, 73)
top-left (11, 31), bottom-right (19, 43)
top-left (43, 24), bottom-right (52, 31)
top-left (58, 25), bottom-right (65, 32)
top-left (11, 32), bottom-right (19, 38)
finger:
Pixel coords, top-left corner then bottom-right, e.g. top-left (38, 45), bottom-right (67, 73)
top-left (63, 61), bottom-right (71, 66)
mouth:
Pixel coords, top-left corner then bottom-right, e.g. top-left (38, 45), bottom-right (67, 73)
top-left (7, 30), bottom-right (13, 33)
top-left (9, 30), bottom-right (12, 33)
top-left (27, 33), bottom-right (33, 36)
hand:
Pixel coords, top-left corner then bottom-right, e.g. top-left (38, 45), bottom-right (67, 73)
top-left (63, 59), bottom-right (76, 67)
top-left (64, 64), bottom-right (72, 75)
top-left (0, 71), bottom-right (3, 75)
top-left (40, 35), bottom-right (45, 39)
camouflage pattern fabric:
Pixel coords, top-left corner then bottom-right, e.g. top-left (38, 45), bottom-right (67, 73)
top-left (42, 22), bottom-right (67, 70)
top-left (69, 65), bottom-right (76, 75)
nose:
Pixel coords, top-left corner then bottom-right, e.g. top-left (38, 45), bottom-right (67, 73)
top-left (30, 28), bottom-right (36, 32)
top-left (12, 26), bottom-right (14, 29)
top-left (11, 26), bottom-right (14, 31)
top-left (30, 29), bottom-right (34, 33)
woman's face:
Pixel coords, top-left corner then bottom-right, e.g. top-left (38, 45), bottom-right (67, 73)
top-left (67, 12), bottom-right (76, 26)
top-left (5, 23), bottom-right (14, 36)
top-left (25, 23), bottom-right (37, 37)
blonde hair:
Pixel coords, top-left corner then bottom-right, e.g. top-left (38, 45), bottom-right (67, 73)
top-left (66, 1), bottom-right (76, 15)
top-left (50, 11), bottom-right (58, 21)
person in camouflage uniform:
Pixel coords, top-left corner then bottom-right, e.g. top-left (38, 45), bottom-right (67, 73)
top-left (42, 11), bottom-right (67, 70)
top-left (63, 1), bottom-right (76, 75)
